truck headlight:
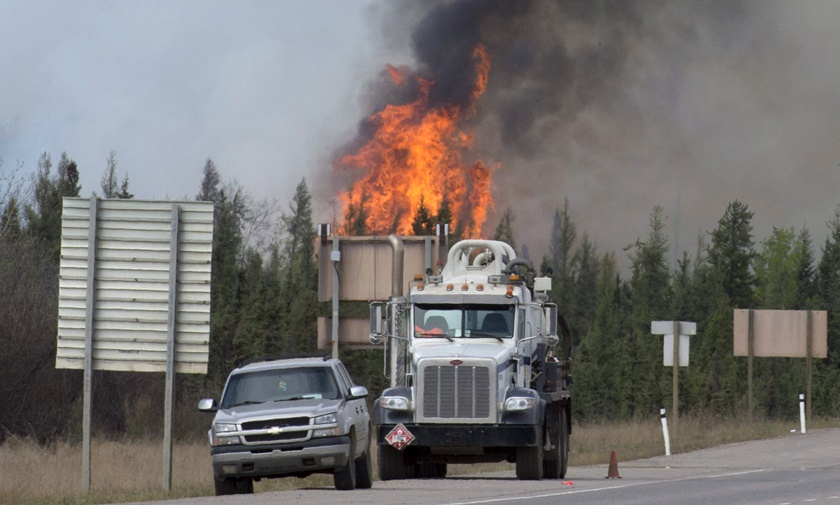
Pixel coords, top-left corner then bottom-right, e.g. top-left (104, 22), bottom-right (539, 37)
top-left (211, 423), bottom-right (240, 446)
top-left (504, 397), bottom-right (537, 412)
top-left (379, 396), bottom-right (412, 411)
top-left (313, 413), bottom-right (339, 437)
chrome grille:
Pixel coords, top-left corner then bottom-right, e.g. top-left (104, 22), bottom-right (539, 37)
top-left (421, 363), bottom-right (493, 421)
top-left (241, 416), bottom-right (310, 443)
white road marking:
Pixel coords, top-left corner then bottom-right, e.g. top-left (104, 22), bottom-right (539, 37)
top-left (442, 469), bottom-right (770, 505)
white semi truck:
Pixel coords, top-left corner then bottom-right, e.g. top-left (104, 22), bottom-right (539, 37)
top-left (369, 236), bottom-right (572, 480)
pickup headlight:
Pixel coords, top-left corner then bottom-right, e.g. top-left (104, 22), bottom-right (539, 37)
top-left (379, 396), bottom-right (412, 411)
top-left (211, 423), bottom-right (240, 446)
top-left (503, 397), bottom-right (537, 412)
top-left (313, 413), bottom-right (339, 438)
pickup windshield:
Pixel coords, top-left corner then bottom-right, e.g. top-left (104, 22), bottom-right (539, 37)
top-left (414, 304), bottom-right (515, 339)
top-left (220, 366), bottom-right (340, 409)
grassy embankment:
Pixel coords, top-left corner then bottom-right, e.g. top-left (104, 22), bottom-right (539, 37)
top-left (2, 415), bottom-right (836, 505)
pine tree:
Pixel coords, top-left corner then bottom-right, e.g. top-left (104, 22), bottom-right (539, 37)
top-left (547, 203), bottom-right (576, 328)
top-left (818, 205), bottom-right (840, 367)
top-left (754, 227), bottom-right (798, 309)
top-left (1, 196), bottom-right (22, 240)
top-left (411, 195), bottom-right (434, 235)
top-left (571, 233), bottom-right (598, 341)
top-left (101, 150), bottom-right (118, 198)
top-left (116, 174), bottom-right (134, 199)
top-left (708, 200), bottom-right (756, 308)
top-left (571, 253), bottom-right (629, 420)
top-left (493, 207), bottom-right (516, 250)
top-left (343, 190), bottom-right (368, 236)
top-left (206, 185), bottom-right (246, 382)
top-left (793, 227), bottom-right (817, 308)
top-left (278, 179), bottom-right (318, 354)
top-left (23, 152), bottom-right (81, 257)
top-left (626, 206), bottom-right (673, 416)
top-left (196, 159), bottom-right (222, 204)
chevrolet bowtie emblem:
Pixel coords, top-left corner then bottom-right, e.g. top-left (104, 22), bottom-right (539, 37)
top-left (267, 426), bottom-right (283, 435)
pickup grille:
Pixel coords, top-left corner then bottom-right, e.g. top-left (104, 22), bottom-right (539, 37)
top-left (420, 363), bottom-right (493, 422)
top-left (241, 416), bottom-right (310, 443)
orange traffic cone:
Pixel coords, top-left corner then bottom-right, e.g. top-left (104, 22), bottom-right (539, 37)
top-left (606, 450), bottom-right (621, 479)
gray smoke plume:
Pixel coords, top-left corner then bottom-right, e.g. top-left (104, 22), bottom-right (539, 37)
top-left (334, 0), bottom-right (840, 267)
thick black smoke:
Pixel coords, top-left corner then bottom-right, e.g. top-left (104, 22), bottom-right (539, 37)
top-left (331, 0), bottom-right (840, 268)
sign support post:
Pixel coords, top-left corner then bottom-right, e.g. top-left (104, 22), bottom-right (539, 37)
top-left (331, 235), bottom-right (340, 359)
top-left (672, 320), bottom-right (679, 427)
top-left (162, 205), bottom-right (180, 491)
top-left (82, 197), bottom-right (99, 494)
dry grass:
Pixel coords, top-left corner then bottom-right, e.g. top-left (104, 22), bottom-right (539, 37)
top-left (3, 415), bottom-right (838, 505)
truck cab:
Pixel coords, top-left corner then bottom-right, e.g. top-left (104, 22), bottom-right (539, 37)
top-left (370, 238), bottom-right (571, 481)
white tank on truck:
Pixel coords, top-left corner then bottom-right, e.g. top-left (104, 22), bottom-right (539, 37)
top-left (369, 236), bottom-right (572, 480)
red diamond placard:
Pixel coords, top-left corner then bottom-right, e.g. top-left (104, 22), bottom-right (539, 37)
top-left (384, 423), bottom-right (415, 451)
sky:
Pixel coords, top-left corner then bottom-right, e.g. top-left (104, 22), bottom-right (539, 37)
top-left (3, 1), bottom-right (840, 270)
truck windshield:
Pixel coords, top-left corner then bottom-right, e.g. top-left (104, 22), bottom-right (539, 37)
top-left (220, 367), bottom-right (340, 408)
top-left (414, 304), bottom-right (515, 339)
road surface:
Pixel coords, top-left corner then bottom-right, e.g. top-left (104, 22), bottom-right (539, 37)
top-left (120, 427), bottom-right (840, 505)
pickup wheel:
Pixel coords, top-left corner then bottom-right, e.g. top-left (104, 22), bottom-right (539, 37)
top-left (355, 444), bottom-right (374, 489)
top-left (214, 478), bottom-right (237, 496)
top-left (235, 477), bottom-right (253, 494)
top-left (515, 429), bottom-right (544, 480)
top-left (378, 444), bottom-right (416, 480)
top-left (334, 435), bottom-right (357, 490)
top-left (214, 477), bottom-right (252, 495)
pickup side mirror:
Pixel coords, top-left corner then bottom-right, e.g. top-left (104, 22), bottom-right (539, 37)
top-left (348, 385), bottom-right (369, 400)
top-left (198, 398), bottom-right (218, 412)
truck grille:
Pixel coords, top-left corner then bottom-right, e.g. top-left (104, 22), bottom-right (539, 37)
top-left (420, 363), bottom-right (493, 422)
top-left (241, 416), bottom-right (310, 443)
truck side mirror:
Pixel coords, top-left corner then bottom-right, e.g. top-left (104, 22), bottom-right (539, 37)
top-left (369, 302), bottom-right (384, 344)
top-left (543, 303), bottom-right (558, 337)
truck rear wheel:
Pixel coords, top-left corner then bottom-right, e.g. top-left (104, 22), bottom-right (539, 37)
top-left (542, 413), bottom-right (561, 479)
top-left (559, 408), bottom-right (570, 478)
top-left (515, 430), bottom-right (544, 480)
top-left (378, 444), bottom-right (416, 480)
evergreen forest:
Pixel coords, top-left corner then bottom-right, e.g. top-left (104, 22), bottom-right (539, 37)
top-left (2, 152), bottom-right (840, 445)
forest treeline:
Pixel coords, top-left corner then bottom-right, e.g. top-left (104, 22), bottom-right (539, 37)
top-left (2, 152), bottom-right (840, 444)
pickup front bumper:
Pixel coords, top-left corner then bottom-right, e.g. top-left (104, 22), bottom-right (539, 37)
top-left (210, 435), bottom-right (351, 480)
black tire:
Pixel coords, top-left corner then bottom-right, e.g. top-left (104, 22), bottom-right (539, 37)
top-left (334, 435), bottom-right (357, 490)
top-left (355, 446), bottom-right (374, 489)
top-left (378, 444), bottom-right (416, 480)
top-left (516, 429), bottom-right (544, 480)
top-left (235, 477), bottom-right (253, 494)
top-left (542, 412), bottom-right (561, 479)
top-left (416, 461), bottom-right (447, 479)
top-left (214, 478), bottom-right (237, 496)
top-left (559, 408), bottom-right (570, 479)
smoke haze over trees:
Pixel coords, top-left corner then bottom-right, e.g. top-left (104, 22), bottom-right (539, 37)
top-left (2, 154), bottom-right (840, 442)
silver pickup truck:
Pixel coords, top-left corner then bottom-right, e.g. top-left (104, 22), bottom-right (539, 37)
top-left (198, 355), bottom-right (372, 494)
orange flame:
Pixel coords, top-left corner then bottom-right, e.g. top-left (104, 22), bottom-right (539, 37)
top-left (337, 44), bottom-right (494, 237)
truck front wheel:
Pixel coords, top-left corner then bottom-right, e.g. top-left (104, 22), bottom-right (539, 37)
top-left (515, 430), bottom-right (544, 480)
